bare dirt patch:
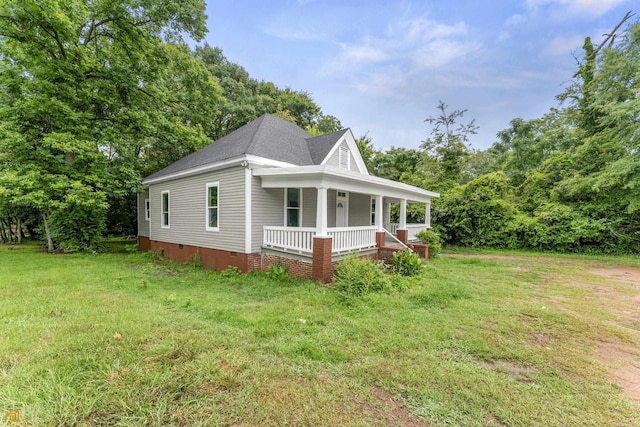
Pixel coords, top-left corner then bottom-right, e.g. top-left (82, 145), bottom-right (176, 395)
top-left (587, 267), bottom-right (640, 286)
top-left (361, 384), bottom-right (428, 427)
top-left (477, 359), bottom-right (538, 385)
top-left (449, 253), bottom-right (640, 403)
top-left (584, 266), bottom-right (640, 402)
top-left (595, 342), bottom-right (640, 402)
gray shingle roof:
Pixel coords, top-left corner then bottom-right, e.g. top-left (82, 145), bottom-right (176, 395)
top-left (145, 114), bottom-right (347, 181)
top-left (306, 129), bottom-right (349, 165)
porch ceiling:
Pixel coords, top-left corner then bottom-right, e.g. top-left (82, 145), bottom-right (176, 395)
top-left (253, 165), bottom-right (439, 203)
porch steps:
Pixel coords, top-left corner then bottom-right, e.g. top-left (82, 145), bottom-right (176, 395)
top-left (380, 244), bottom-right (406, 251)
top-left (382, 229), bottom-right (412, 252)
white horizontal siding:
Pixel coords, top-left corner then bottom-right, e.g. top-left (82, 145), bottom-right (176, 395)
top-left (348, 192), bottom-right (371, 226)
top-left (302, 188), bottom-right (317, 228)
top-left (328, 189), bottom-right (336, 227)
top-left (252, 177), bottom-right (283, 253)
top-left (149, 167), bottom-right (246, 252)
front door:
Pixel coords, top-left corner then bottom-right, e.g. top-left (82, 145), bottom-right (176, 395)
top-left (336, 191), bottom-right (348, 227)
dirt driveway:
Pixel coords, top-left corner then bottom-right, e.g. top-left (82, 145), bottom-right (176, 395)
top-left (446, 254), bottom-right (640, 402)
top-left (587, 267), bottom-right (640, 402)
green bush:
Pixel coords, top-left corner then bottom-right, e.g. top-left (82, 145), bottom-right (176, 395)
top-left (414, 229), bottom-right (442, 258)
top-left (333, 256), bottom-right (388, 297)
top-left (392, 249), bottom-right (424, 276)
top-left (266, 264), bottom-right (288, 281)
top-left (49, 202), bottom-right (106, 252)
top-left (220, 265), bottom-right (241, 278)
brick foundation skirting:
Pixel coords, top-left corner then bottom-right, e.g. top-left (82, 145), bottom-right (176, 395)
top-left (147, 239), bottom-right (253, 273)
top-left (138, 236), bottom-right (151, 252)
top-left (137, 237), bottom-right (387, 282)
top-left (378, 247), bottom-right (399, 264)
top-left (261, 254), bottom-right (314, 279)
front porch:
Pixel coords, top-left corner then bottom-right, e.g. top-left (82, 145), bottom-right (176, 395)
top-left (263, 225), bottom-right (379, 256)
top-left (253, 165), bottom-right (438, 282)
top-left (262, 223), bottom-right (431, 257)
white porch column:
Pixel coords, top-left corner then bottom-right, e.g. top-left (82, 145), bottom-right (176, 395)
top-left (425, 200), bottom-right (431, 228)
top-left (399, 199), bottom-right (407, 230)
top-left (375, 195), bottom-right (384, 231)
top-left (316, 186), bottom-right (328, 236)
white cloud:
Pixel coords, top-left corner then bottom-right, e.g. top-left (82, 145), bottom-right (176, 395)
top-left (320, 15), bottom-right (480, 96)
top-left (498, 31), bottom-right (511, 42)
top-left (410, 39), bottom-right (479, 71)
top-left (568, 0), bottom-right (626, 15)
top-left (505, 13), bottom-right (527, 27)
top-left (524, 0), bottom-right (627, 16)
top-left (544, 34), bottom-right (585, 56)
top-left (339, 42), bottom-right (387, 63)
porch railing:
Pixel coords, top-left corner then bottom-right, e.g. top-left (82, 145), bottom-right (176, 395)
top-left (384, 222), bottom-right (398, 235)
top-left (263, 226), bottom-right (378, 255)
top-left (263, 226), bottom-right (316, 254)
top-left (406, 224), bottom-right (428, 242)
top-left (385, 223), bottom-right (428, 241)
top-left (328, 226), bottom-right (377, 253)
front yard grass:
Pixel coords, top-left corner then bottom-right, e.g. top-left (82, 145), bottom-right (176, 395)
top-left (1, 243), bottom-right (638, 426)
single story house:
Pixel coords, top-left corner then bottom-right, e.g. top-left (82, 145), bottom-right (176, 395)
top-left (138, 114), bottom-right (439, 282)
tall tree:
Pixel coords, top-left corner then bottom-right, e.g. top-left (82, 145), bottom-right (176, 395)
top-left (420, 101), bottom-right (478, 190)
top-left (195, 45), bottom-right (325, 139)
top-left (0, 0), bottom-right (221, 250)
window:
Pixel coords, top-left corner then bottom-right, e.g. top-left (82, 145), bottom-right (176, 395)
top-left (286, 188), bottom-right (302, 227)
top-left (145, 199), bottom-right (150, 221)
top-left (339, 146), bottom-right (350, 169)
top-left (161, 191), bottom-right (170, 228)
top-left (370, 196), bottom-right (376, 226)
top-left (206, 182), bottom-right (219, 231)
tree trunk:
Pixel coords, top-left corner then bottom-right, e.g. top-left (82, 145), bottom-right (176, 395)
top-left (8, 218), bottom-right (16, 242)
top-left (0, 220), bottom-right (6, 243)
top-left (17, 217), bottom-right (22, 244)
top-left (41, 212), bottom-right (54, 252)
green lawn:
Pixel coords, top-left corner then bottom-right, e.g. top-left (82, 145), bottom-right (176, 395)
top-left (1, 243), bottom-right (639, 426)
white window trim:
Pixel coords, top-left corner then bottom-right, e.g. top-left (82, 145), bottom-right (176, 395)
top-left (339, 145), bottom-right (350, 170)
top-left (284, 188), bottom-right (303, 227)
top-left (144, 198), bottom-right (150, 221)
top-left (161, 190), bottom-right (170, 229)
top-left (205, 182), bottom-right (220, 232)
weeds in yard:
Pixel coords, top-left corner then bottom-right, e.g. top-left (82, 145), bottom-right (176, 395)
top-left (1, 243), bottom-right (638, 425)
top-left (266, 263), bottom-right (288, 281)
top-left (392, 248), bottom-right (424, 276)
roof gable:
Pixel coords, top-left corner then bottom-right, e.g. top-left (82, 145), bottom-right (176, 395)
top-left (306, 129), bottom-right (348, 165)
top-left (319, 129), bottom-right (369, 175)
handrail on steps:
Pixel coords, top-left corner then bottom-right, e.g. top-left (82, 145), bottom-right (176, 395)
top-left (382, 228), bottom-right (413, 253)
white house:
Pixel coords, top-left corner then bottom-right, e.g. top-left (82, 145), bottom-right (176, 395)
top-left (138, 114), bottom-right (439, 281)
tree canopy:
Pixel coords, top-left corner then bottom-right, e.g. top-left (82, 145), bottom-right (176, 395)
top-left (0, 1), bottom-right (339, 251)
top-left (0, 0), bottom-right (219, 250)
top-left (360, 17), bottom-right (639, 254)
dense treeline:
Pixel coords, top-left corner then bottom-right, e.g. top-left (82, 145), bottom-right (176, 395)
top-left (365, 19), bottom-right (640, 254)
top-left (0, 1), bottom-right (637, 254)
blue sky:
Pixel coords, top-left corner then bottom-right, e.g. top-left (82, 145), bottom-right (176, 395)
top-left (202, 0), bottom-right (634, 150)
